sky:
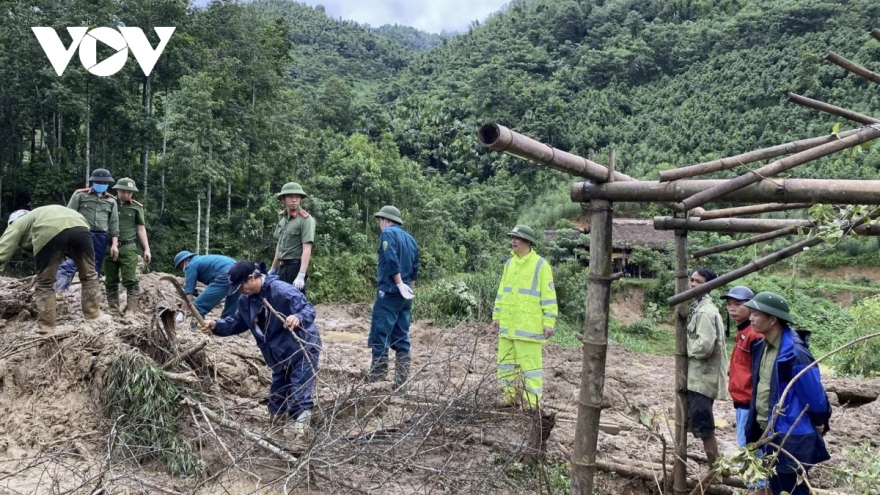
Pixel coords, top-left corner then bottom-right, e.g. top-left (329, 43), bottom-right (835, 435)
top-left (193, 0), bottom-right (510, 34)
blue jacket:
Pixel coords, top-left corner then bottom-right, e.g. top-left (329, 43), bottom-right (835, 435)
top-left (746, 327), bottom-right (831, 473)
top-left (376, 225), bottom-right (419, 295)
top-left (213, 275), bottom-right (321, 368)
top-left (183, 255), bottom-right (236, 295)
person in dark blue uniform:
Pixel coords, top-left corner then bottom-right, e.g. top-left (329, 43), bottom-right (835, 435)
top-left (173, 251), bottom-right (239, 319)
top-left (200, 260), bottom-right (321, 436)
top-left (368, 206), bottom-right (420, 388)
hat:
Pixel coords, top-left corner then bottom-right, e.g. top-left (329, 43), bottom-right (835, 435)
top-left (7, 209), bottom-right (29, 226)
top-left (507, 224), bottom-right (538, 245)
top-left (276, 182), bottom-right (307, 199)
top-left (112, 177), bottom-right (139, 192)
top-left (173, 251), bottom-right (197, 270)
top-left (88, 168), bottom-right (114, 183)
top-left (227, 260), bottom-right (264, 296)
top-left (720, 286), bottom-right (754, 302)
top-left (374, 205), bottom-right (403, 225)
top-left (744, 291), bottom-right (793, 324)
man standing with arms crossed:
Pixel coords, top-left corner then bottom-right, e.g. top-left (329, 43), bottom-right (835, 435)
top-left (686, 268), bottom-right (728, 466)
top-left (104, 177), bottom-right (151, 315)
top-left (270, 182), bottom-right (315, 293)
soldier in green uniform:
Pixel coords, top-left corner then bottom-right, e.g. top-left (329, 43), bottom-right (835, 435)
top-left (55, 168), bottom-right (120, 292)
top-left (104, 177), bottom-right (151, 315)
top-left (269, 182), bottom-right (316, 293)
top-left (0, 206), bottom-right (101, 329)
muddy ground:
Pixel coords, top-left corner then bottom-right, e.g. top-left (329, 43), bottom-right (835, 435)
top-left (0, 271), bottom-right (876, 494)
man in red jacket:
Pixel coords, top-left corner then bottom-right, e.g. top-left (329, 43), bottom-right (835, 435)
top-left (722, 285), bottom-right (764, 487)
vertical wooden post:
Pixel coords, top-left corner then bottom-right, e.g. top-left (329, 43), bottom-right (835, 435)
top-left (570, 198), bottom-right (613, 495)
top-left (673, 229), bottom-right (689, 495)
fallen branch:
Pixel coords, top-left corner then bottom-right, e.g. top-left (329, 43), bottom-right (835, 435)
top-left (161, 340), bottom-right (207, 370)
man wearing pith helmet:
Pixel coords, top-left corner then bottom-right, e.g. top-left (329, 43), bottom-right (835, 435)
top-left (743, 292), bottom-right (831, 495)
top-left (368, 205), bottom-right (420, 389)
top-left (270, 182), bottom-right (316, 293)
top-left (103, 177), bottom-right (151, 316)
top-left (492, 225), bottom-right (558, 411)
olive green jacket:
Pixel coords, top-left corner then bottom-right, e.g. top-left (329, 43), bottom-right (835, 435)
top-left (687, 296), bottom-right (728, 399)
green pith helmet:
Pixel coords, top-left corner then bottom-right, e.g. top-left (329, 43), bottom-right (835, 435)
top-left (276, 182), bottom-right (307, 199)
top-left (744, 291), bottom-right (793, 324)
top-left (112, 177), bottom-right (138, 192)
top-left (374, 205), bottom-right (403, 225)
top-left (507, 224), bottom-right (538, 245)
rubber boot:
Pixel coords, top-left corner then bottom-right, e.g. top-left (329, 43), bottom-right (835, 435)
top-left (367, 356), bottom-right (388, 383)
top-left (35, 290), bottom-right (57, 332)
top-left (126, 285), bottom-right (139, 314)
top-left (106, 285), bottom-right (120, 316)
top-left (290, 409), bottom-right (311, 436)
top-left (268, 412), bottom-right (289, 441)
top-left (81, 279), bottom-right (102, 320)
top-left (393, 351), bottom-right (411, 390)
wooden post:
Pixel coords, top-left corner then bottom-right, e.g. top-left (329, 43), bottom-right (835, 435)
top-left (658, 130), bottom-right (860, 182)
top-left (691, 227), bottom-right (799, 259)
top-left (673, 229), bottom-right (689, 495)
top-left (571, 199), bottom-right (613, 495)
top-left (695, 203), bottom-right (813, 220)
top-left (571, 178), bottom-right (880, 205)
top-left (787, 93), bottom-right (880, 125)
top-left (826, 51), bottom-right (880, 85)
top-left (679, 125), bottom-right (880, 211)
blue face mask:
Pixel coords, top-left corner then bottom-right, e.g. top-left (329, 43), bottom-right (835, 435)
top-left (92, 184), bottom-right (109, 194)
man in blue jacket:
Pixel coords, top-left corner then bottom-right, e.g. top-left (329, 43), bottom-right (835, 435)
top-left (200, 260), bottom-right (321, 436)
top-left (173, 251), bottom-right (239, 319)
top-left (744, 292), bottom-right (831, 495)
top-left (368, 206), bottom-right (419, 388)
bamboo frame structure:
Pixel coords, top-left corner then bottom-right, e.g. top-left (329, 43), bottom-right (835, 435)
top-left (653, 216), bottom-right (880, 235)
top-left (690, 227), bottom-right (799, 259)
top-left (787, 93), bottom-right (880, 125)
top-left (673, 229), bottom-right (689, 495)
top-left (826, 51), bottom-right (880, 85)
top-left (694, 203), bottom-right (812, 220)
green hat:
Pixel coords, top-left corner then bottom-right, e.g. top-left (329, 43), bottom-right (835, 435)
top-left (277, 182), bottom-right (307, 199)
top-left (744, 291), bottom-right (793, 324)
top-left (112, 177), bottom-right (138, 192)
top-left (374, 205), bottom-right (403, 225)
top-left (507, 224), bottom-right (538, 245)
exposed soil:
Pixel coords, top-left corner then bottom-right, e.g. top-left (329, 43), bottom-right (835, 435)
top-left (0, 271), bottom-right (876, 494)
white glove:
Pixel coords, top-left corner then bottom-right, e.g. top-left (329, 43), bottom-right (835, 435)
top-left (175, 313), bottom-right (185, 324)
top-left (294, 272), bottom-right (306, 290)
top-left (268, 267), bottom-right (276, 276)
top-left (397, 283), bottom-right (414, 300)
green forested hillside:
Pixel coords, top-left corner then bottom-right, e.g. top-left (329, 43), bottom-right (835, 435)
top-left (1, 0), bottom-right (879, 304)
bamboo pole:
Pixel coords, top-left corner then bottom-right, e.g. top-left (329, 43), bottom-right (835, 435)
top-left (673, 229), bottom-right (689, 495)
top-left (653, 216), bottom-right (880, 235)
top-left (571, 178), bottom-right (880, 205)
top-left (695, 203), bottom-right (813, 220)
top-left (477, 123), bottom-right (632, 183)
top-left (667, 236), bottom-right (822, 306)
top-left (871, 29), bottom-right (880, 43)
top-left (571, 199), bottom-right (613, 495)
top-left (658, 129), bottom-right (861, 182)
top-left (826, 51), bottom-right (880, 85)
top-left (679, 125), bottom-right (880, 211)
top-left (787, 93), bottom-right (880, 125)
top-left (691, 227), bottom-right (799, 259)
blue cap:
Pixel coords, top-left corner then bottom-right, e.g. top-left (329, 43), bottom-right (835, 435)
top-left (720, 286), bottom-right (754, 301)
top-left (174, 250), bottom-right (197, 269)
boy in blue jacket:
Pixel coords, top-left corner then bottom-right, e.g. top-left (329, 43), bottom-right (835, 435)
top-left (200, 260), bottom-right (321, 436)
top-left (744, 292), bottom-right (831, 495)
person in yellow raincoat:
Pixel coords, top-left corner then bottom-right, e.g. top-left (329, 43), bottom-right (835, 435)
top-left (491, 224), bottom-right (558, 410)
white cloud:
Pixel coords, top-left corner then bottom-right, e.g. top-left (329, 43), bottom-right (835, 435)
top-left (300, 0), bottom-right (508, 33)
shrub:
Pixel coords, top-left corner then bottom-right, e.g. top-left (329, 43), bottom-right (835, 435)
top-left (831, 443), bottom-right (880, 495)
top-left (413, 270), bottom-right (501, 327)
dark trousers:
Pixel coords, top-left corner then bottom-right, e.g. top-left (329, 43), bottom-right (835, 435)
top-left (368, 291), bottom-right (412, 359)
top-left (278, 259), bottom-right (307, 295)
top-left (36, 227), bottom-right (100, 325)
top-left (56, 231), bottom-right (108, 289)
top-left (267, 331), bottom-right (321, 417)
top-left (769, 472), bottom-right (811, 495)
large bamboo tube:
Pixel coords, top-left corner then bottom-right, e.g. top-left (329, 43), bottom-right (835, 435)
top-left (571, 199), bottom-right (613, 495)
top-left (653, 217), bottom-right (880, 235)
top-left (571, 179), bottom-right (880, 205)
top-left (871, 29), bottom-right (880, 43)
top-left (690, 227), bottom-right (799, 259)
top-left (826, 51), bottom-right (880, 85)
top-left (695, 203), bottom-right (813, 220)
top-left (658, 129), bottom-right (860, 182)
top-left (673, 229), bottom-right (689, 495)
top-left (787, 93), bottom-right (880, 125)
top-left (679, 125), bottom-right (880, 211)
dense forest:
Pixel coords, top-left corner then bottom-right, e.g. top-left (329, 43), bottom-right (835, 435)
top-left (1, 0), bottom-right (880, 308)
